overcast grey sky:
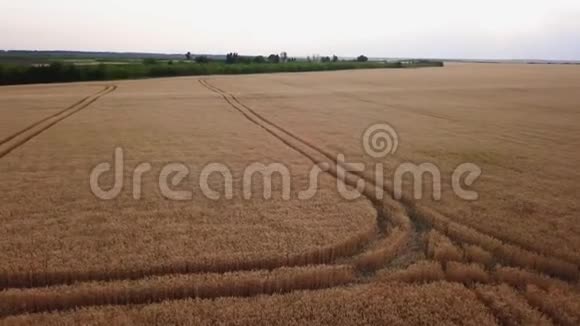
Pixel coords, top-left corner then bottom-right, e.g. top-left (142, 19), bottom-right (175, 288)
top-left (1, 0), bottom-right (579, 60)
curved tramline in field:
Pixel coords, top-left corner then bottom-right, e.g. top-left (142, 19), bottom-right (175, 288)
top-left (200, 78), bottom-right (578, 281)
top-left (259, 71), bottom-right (580, 268)
top-left (0, 85), bottom-right (117, 159)
top-left (287, 79), bottom-right (580, 270)
top-left (0, 225), bottom-right (378, 289)
top-left (199, 78), bottom-right (417, 271)
top-left (0, 266), bottom-right (357, 317)
top-left (199, 76), bottom-right (580, 285)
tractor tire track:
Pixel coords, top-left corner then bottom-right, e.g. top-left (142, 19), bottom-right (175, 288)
top-left (199, 79), bottom-right (415, 268)
top-left (0, 87), bottom-right (110, 147)
top-left (201, 79), bottom-right (579, 281)
top-left (0, 85), bottom-right (117, 159)
top-left (0, 225), bottom-right (376, 290)
top-left (252, 80), bottom-right (579, 276)
top-left (268, 78), bottom-right (579, 268)
top-left (0, 266), bottom-right (357, 318)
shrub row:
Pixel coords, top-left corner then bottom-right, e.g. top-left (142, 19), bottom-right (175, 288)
top-left (0, 61), bottom-right (444, 86)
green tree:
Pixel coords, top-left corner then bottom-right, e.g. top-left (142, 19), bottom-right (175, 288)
top-left (356, 55), bottom-right (368, 62)
top-left (268, 54), bottom-right (280, 63)
top-left (195, 56), bottom-right (210, 64)
top-left (226, 52), bottom-right (239, 64)
top-left (253, 56), bottom-right (266, 64)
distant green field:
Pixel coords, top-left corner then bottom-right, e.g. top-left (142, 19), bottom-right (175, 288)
top-left (0, 60), bottom-right (443, 86)
top-left (0, 56), bottom-right (141, 66)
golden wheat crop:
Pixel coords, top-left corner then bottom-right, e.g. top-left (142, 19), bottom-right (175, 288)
top-left (222, 64), bottom-right (580, 265)
top-left (1, 63), bottom-right (579, 324)
top-left (0, 79), bottom-right (377, 278)
top-left (2, 282), bottom-right (497, 325)
top-left (524, 284), bottom-right (580, 326)
top-left (474, 284), bottom-right (553, 325)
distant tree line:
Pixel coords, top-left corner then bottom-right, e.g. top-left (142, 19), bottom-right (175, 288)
top-left (357, 55), bottom-right (368, 62)
top-left (0, 57), bottom-right (443, 86)
top-left (222, 52), bottom-right (289, 64)
top-left (184, 51), bottom-right (367, 65)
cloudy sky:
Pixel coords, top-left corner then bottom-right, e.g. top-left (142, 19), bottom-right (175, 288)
top-left (1, 0), bottom-right (579, 60)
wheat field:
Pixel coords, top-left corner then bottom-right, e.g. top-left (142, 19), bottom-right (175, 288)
top-left (1, 63), bottom-right (579, 325)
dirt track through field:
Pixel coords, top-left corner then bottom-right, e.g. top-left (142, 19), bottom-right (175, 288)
top-left (0, 85), bottom-right (116, 159)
